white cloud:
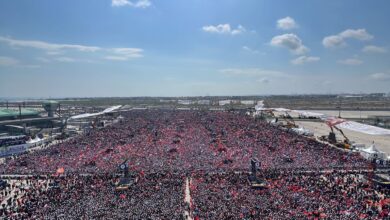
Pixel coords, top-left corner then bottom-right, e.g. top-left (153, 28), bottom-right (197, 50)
top-left (203, 24), bottom-right (230, 34)
top-left (291, 56), bottom-right (320, 65)
top-left (322, 35), bottom-right (346, 48)
top-left (338, 58), bottom-right (363, 65)
top-left (362, 45), bottom-right (387, 53)
top-left (277, 17), bottom-right (298, 30)
top-left (0, 56), bottom-right (19, 66)
top-left (202, 24), bottom-right (246, 35)
top-left (37, 56), bottom-right (95, 63)
top-left (55, 57), bottom-right (76, 62)
top-left (0, 36), bottom-right (100, 52)
top-left (46, 51), bottom-right (63, 56)
top-left (219, 68), bottom-right (284, 77)
top-left (270, 33), bottom-right (308, 55)
top-left (105, 48), bottom-right (144, 61)
top-left (231, 25), bottom-right (246, 35)
top-left (322, 29), bottom-right (373, 48)
top-left (242, 46), bottom-right (259, 54)
top-left (370, 72), bottom-right (390, 81)
top-left (112, 0), bottom-right (128, 6)
top-left (104, 56), bottom-right (128, 61)
top-left (339, 29), bottom-right (373, 41)
top-left (111, 0), bottom-right (151, 8)
top-left (0, 36), bottom-right (144, 62)
top-left (0, 56), bottom-right (40, 68)
top-left (111, 48), bottom-right (144, 58)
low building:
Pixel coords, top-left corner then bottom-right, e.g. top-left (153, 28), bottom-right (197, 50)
top-left (178, 100), bottom-right (192, 105)
top-left (241, 100), bottom-right (255, 105)
top-left (197, 100), bottom-right (210, 105)
top-left (219, 100), bottom-right (231, 106)
top-left (0, 109), bottom-right (40, 121)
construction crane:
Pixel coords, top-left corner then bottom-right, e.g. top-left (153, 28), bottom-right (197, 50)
top-left (263, 109), bottom-right (298, 129)
top-left (319, 117), bottom-right (351, 149)
top-left (328, 125), bottom-right (351, 149)
top-left (280, 112), bottom-right (298, 129)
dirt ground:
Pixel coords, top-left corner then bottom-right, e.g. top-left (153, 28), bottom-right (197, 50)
top-left (287, 110), bottom-right (390, 154)
top-left (298, 110), bottom-right (390, 119)
top-left (295, 120), bottom-right (390, 155)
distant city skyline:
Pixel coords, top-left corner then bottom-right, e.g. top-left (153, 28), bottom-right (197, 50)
top-left (1, 0), bottom-right (390, 97)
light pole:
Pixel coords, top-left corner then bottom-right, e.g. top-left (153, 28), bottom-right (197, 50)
top-left (19, 104), bottom-right (22, 121)
top-left (359, 96), bottom-right (362, 121)
top-left (337, 98), bottom-right (342, 118)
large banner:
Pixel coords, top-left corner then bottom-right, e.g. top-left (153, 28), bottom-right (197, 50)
top-left (338, 121), bottom-right (390, 136)
top-left (0, 143), bottom-right (28, 157)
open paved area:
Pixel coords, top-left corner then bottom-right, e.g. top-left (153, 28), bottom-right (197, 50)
top-left (281, 110), bottom-right (390, 154)
top-left (296, 120), bottom-right (390, 154)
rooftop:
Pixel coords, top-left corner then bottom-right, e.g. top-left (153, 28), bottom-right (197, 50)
top-left (0, 109), bottom-right (40, 118)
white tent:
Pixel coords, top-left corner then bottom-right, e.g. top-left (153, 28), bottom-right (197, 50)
top-left (361, 144), bottom-right (379, 154)
top-left (27, 136), bottom-right (42, 144)
top-left (360, 143), bottom-right (387, 160)
top-left (291, 127), bottom-right (314, 136)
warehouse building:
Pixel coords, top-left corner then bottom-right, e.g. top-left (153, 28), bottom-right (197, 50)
top-left (0, 109), bottom-right (40, 121)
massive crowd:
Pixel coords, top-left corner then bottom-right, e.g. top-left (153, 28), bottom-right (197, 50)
top-left (0, 110), bottom-right (388, 219)
top-left (0, 173), bottom-right (185, 219)
top-left (0, 110), bottom-right (369, 175)
top-left (191, 171), bottom-right (390, 219)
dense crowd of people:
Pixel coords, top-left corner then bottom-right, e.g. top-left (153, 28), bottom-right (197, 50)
top-left (0, 173), bottom-right (185, 219)
top-left (191, 171), bottom-right (390, 219)
top-left (0, 110), bottom-right (388, 219)
top-left (0, 110), bottom-right (369, 175)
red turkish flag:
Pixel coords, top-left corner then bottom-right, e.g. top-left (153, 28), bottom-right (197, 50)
top-left (56, 167), bottom-right (65, 174)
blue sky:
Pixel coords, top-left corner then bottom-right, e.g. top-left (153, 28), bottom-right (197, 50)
top-left (0, 0), bottom-right (389, 97)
